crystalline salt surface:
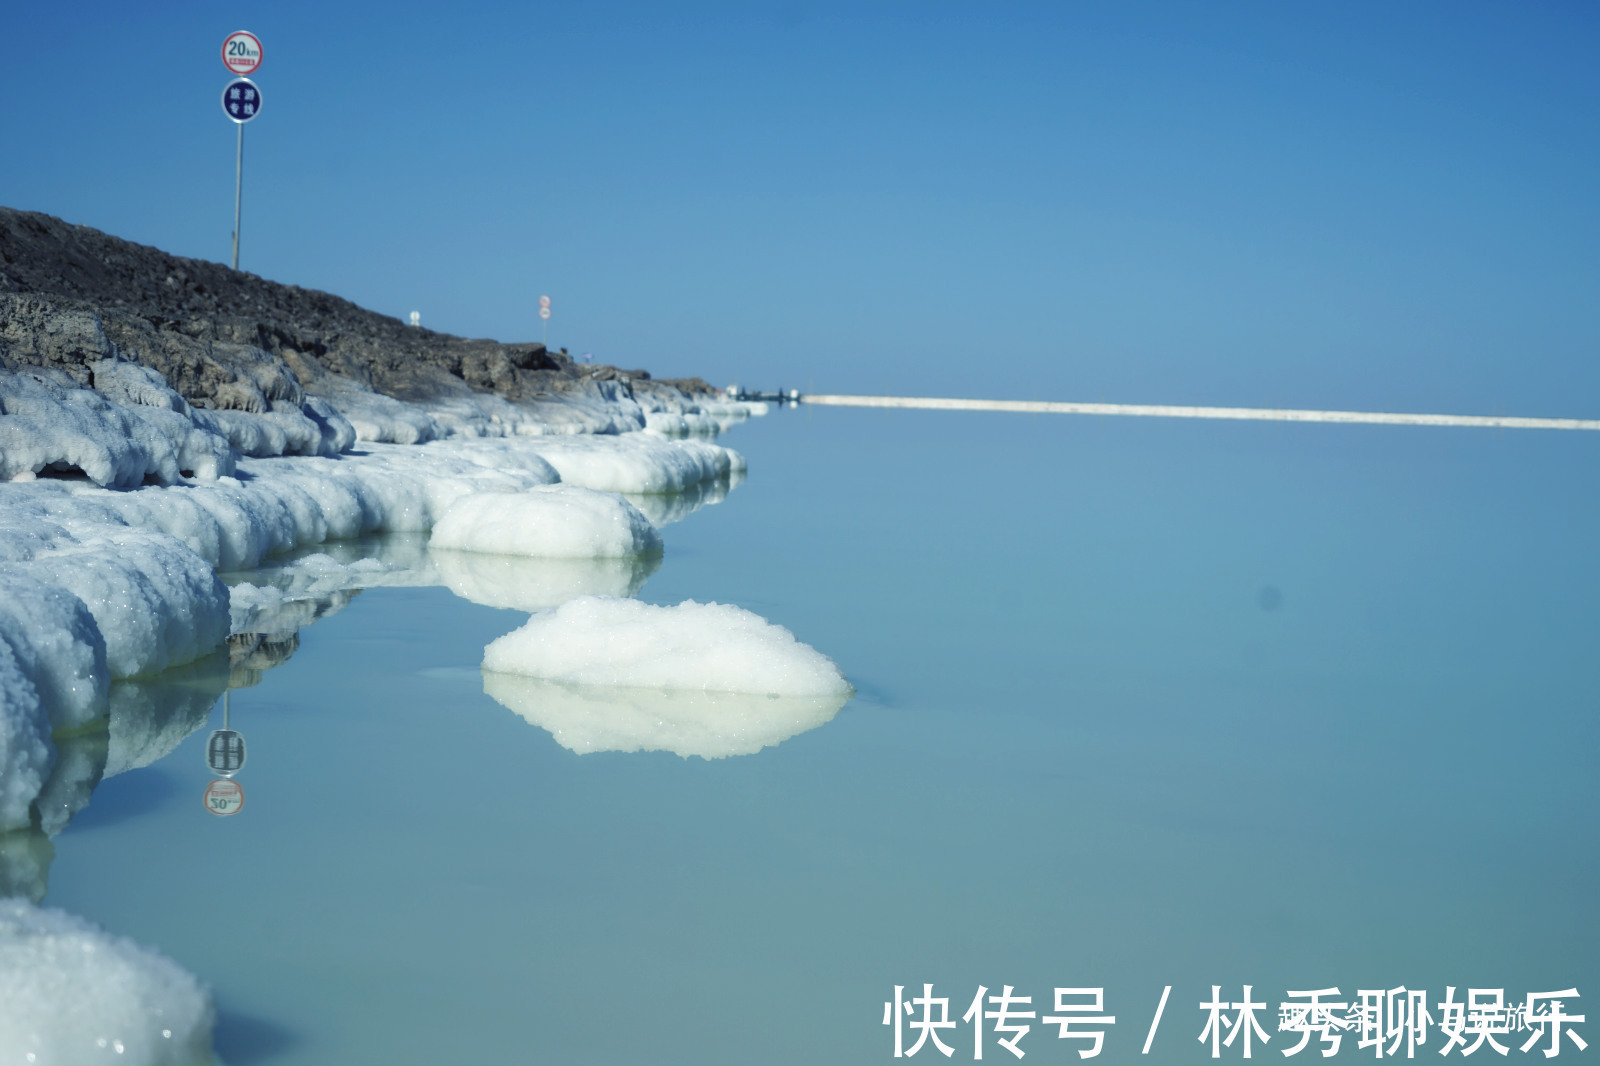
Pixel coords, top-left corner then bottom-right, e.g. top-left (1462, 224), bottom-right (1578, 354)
top-left (0, 900), bottom-right (214, 1066)
top-left (482, 596), bottom-right (852, 697)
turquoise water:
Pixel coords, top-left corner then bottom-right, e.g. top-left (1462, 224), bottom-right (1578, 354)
top-left (46, 409), bottom-right (1600, 1063)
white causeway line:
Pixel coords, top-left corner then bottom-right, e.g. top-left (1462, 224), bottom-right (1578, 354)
top-left (801, 394), bottom-right (1600, 431)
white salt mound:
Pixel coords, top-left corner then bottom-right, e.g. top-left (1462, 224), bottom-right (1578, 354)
top-left (483, 672), bottom-right (849, 758)
top-left (430, 487), bottom-right (661, 558)
top-left (482, 596), bottom-right (851, 697)
top-left (520, 434), bottom-right (745, 494)
top-left (0, 900), bottom-right (215, 1066)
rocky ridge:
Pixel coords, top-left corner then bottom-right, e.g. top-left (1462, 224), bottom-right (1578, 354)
top-left (0, 205), bottom-right (717, 421)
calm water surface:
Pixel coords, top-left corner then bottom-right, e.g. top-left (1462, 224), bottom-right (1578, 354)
top-left (47, 409), bottom-right (1600, 1064)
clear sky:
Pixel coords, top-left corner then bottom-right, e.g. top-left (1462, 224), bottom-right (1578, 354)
top-left (3, 2), bottom-right (1597, 413)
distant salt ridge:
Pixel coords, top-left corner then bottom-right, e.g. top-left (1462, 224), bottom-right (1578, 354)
top-left (0, 900), bottom-right (215, 1066)
top-left (483, 597), bottom-right (852, 696)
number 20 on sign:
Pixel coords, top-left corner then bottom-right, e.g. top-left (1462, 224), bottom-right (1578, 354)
top-left (203, 778), bottom-right (245, 816)
top-left (222, 31), bottom-right (263, 76)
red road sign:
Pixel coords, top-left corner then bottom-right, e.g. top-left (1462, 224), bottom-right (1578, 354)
top-left (203, 778), bottom-right (245, 816)
top-left (223, 31), bottom-right (263, 76)
top-left (539, 295), bottom-right (551, 307)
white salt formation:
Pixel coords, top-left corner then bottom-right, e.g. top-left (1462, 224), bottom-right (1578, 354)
top-left (0, 900), bottom-right (215, 1066)
top-left (479, 597), bottom-right (852, 758)
top-left (516, 434), bottom-right (745, 494)
top-left (483, 673), bottom-right (850, 758)
top-left (482, 596), bottom-right (852, 696)
top-left (0, 350), bottom-right (755, 846)
top-left (431, 487), bottom-right (661, 558)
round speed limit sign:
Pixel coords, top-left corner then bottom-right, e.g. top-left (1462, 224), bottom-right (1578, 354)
top-left (223, 31), bottom-right (263, 76)
top-left (203, 778), bottom-right (245, 816)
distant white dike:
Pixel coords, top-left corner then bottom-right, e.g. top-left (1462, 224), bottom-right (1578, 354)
top-left (802, 394), bottom-right (1600, 431)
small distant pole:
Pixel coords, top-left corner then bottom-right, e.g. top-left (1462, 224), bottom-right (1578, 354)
top-left (539, 294), bottom-right (551, 346)
top-left (232, 123), bottom-right (244, 270)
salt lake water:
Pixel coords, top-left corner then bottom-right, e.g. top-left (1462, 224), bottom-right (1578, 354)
top-left (44, 407), bottom-right (1600, 1063)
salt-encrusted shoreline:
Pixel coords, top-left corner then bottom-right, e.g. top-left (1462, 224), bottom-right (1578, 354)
top-left (0, 369), bottom-right (760, 1065)
top-left (0, 209), bottom-right (768, 1064)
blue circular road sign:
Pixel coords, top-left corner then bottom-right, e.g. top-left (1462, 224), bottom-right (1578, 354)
top-left (222, 77), bottom-right (262, 123)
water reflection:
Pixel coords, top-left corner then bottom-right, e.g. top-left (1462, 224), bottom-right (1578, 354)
top-left (225, 532), bottom-right (664, 619)
top-left (0, 827), bottom-right (53, 903)
top-left (34, 728), bottom-right (108, 838)
top-left (107, 649), bottom-right (232, 776)
top-left (481, 671), bottom-right (851, 758)
top-left (621, 473), bottom-right (736, 527)
top-left (430, 550), bottom-right (658, 611)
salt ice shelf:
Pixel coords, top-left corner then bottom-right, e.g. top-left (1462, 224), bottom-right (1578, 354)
top-left (515, 434), bottom-right (745, 494)
top-left (483, 673), bottom-right (850, 758)
top-left (482, 597), bottom-right (851, 696)
top-left (1, 355), bottom-right (755, 854)
top-left (0, 900), bottom-right (214, 1066)
top-left (431, 487), bottom-right (661, 558)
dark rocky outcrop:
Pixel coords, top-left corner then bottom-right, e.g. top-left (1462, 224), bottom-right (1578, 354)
top-left (0, 206), bottom-right (718, 411)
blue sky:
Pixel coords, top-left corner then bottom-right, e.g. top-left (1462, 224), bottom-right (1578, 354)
top-left (3, 2), bottom-right (1597, 412)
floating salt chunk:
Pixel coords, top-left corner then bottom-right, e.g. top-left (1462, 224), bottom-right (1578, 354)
top-left (482, 596), bottom-right (851, 697)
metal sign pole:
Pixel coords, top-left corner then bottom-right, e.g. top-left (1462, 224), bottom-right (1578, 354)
top-left (232, 122), bottom-right (244, 270)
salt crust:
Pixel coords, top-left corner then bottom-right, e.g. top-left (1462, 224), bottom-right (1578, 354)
top-left (0, 358), bottom-right (760, 1059)
top-left (0, 899), bottom-right (214, 1066)
top-left (1, 364), bottom-right (753, 831)
top-left (518, 434), bottom-right (745, 494)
